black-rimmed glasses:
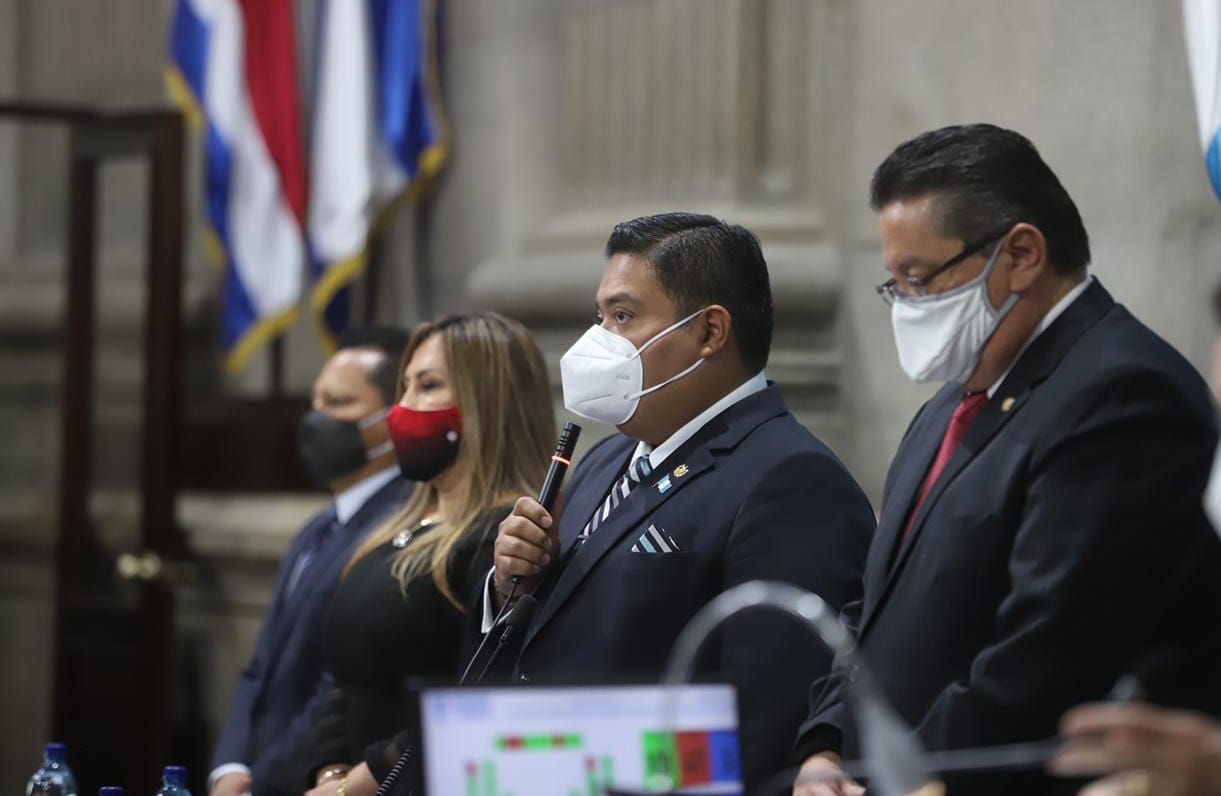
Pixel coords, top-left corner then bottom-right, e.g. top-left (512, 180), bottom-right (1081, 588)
top-left (876, 227), bottom-right (1012, 306)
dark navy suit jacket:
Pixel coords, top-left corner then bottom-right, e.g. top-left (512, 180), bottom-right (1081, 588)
top-left (502, 384), bottom-right (875, 789)
top-left (210, 474), bottom-right (413, 796)
top-left (797, 281), bottom-right (1221, 794)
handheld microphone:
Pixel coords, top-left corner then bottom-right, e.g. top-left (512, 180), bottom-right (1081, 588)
top-left (536, 421), bottom-right (582, 514)
top-left (460, 423), bottom-right (581, 686)
top-left (510, 421), bottom-right (581, 590)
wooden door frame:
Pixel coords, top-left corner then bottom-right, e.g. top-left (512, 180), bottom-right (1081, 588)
top-left (0, 103), bottom-right (185, 791)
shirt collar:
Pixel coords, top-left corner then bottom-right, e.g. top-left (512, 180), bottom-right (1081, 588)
top-left (631, 371), bottom-right (768, 468)
top-left (987, 275), bottom-right (1093, 398)
top-left (334, 466), bottom-right (399, 525)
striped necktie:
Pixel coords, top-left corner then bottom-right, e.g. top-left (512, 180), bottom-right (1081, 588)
top-left (582, 454), bottom-right (653, 537)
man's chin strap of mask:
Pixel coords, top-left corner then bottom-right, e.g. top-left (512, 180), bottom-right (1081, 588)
top-left (359, 407), bottom-right (394, 459)
top-left (624, 309), bottom-right (706, 401)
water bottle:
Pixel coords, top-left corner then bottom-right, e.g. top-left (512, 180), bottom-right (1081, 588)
top-left (26, 743), bottom-right (79, 796)
top-left (157, 767), bottom-right (192, 796)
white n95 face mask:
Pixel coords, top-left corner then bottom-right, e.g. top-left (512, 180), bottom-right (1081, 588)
top-left (890, 239), bottom-right (1018, 384)
top-left (560, 310), bottom-right (706, 426)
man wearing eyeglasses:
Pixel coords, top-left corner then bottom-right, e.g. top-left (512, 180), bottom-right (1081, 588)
top-left (791, 124), bottom-right (1221, 796)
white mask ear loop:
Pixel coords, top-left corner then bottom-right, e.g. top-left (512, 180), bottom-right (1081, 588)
top-left (357, 406), bottom-right (391, 430)
top-left (358, 407), bottom-right (393, 459)
top-left (631, 309), bottom-right (706, 359)
top-left (627, 357), bottom-right (706, 400)
top-left (624, 308), bottom-right (708, 400)
top-left (365, 440), bottom-right (394, 459)
top-left (978, 239), bottom-right (1019, 319)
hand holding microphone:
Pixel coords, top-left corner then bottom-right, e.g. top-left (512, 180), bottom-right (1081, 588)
top-left (493, 497), bottom-right (558, 599)
top-left (493, 422), bottom-right (580, 603)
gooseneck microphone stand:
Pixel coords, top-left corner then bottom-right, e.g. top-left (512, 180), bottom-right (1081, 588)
top-left (660, 581), bottom-right (941, 796)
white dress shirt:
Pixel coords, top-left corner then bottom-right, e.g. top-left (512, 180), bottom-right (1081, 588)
top-left (480, 371), bottom-right (768, 633)
top-left (334, 466), bottom-right (399, 524)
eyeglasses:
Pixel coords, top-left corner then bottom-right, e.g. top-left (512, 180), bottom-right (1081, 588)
top-left (876, 227), bottom-right (1012, 306)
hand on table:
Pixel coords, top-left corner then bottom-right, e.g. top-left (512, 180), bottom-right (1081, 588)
top-left (1052, 703), bottom-right (1221, 796)
top-left (210, 772), bottom-right (252, 796)
top-left (793, 753), bottom-right (866, 796)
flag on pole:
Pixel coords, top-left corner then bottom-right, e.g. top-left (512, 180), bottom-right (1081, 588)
top-left (1185, 0), bottom-right (1221, 202)
top-left (167, 0), bottom-right (308, 372)
top-left (308, 0), bottom-right (449, 350)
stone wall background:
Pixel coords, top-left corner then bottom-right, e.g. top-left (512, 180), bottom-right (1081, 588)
top-left (1, 0), bottom-right (1218, 789)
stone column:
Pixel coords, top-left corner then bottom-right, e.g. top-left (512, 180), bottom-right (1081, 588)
top-left (436, 0), bottom-right (857, 458)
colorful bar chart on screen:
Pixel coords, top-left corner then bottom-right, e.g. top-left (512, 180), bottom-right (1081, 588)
top-left (419, 684), bottom-right (744, 795)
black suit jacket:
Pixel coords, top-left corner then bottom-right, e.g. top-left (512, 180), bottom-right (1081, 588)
top-left (211, 474), bottom-right (414, 796)
top-left (502, 384), bottom-right (875, 789)
top-left (796, 281), bottom-right (1221, 794)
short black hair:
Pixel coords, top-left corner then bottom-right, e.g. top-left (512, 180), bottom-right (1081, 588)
top-left (336, 325), bottom-right (412, 404)
top-left (870, 123), bottom-right (1091, 274)
top-left (605, 212), bottom-right (773, 372)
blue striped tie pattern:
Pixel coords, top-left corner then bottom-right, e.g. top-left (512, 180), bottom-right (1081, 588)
top-left (582, 455), bottom-right (653, 537)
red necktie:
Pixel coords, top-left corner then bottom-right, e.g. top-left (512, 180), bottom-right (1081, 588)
top-left (901, 392), bottom-right (989, 543)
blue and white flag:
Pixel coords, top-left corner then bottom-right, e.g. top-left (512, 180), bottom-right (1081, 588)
top-left (1185, 0), bottom-right (1221, 202)
top-left (168, 0), bottom-right (309, 371)
top-left (308, 0), bottom-right (448, 349)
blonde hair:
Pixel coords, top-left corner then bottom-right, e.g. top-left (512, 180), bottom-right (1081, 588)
top-left (344, 312), bottom-right (556, 610)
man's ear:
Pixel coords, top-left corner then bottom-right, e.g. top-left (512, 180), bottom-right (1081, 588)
top-left (1004, 223), bottom-right (1048, 293)
top-left (698, 305), bottom-right (732, 358)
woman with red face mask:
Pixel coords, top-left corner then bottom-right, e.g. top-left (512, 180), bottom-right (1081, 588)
top-left (297, 313), bottom-right (556, 796)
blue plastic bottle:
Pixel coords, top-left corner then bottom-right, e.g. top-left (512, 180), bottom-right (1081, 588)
top-left (25, 743), bottom-right (79, 796)
top-left (157, 767), bottom-right (192, 796)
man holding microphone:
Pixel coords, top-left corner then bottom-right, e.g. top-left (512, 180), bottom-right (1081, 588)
top-left (486, 212), bottom-right (876, 789)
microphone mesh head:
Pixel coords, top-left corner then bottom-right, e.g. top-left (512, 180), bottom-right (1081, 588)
top-left (556, 422), bottom-right (582, 457)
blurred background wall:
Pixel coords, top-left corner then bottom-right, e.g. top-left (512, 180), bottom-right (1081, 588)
top-left (1, 0), bottom-right (1218, 791)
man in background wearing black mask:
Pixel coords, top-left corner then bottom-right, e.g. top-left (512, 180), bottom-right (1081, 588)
top-left (210, 326), bottom-right (415, 796)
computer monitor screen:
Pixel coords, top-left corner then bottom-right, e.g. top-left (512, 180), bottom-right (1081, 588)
top-left (417, 683), bottom-right (742, 796)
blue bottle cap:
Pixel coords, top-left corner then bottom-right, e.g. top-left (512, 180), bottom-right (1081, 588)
top-left (164, 766), bottom-right (188, 782)
top-left (100, 788), bottom-right (124, 796)
top-left (44, 743), bottom-right (67, 762)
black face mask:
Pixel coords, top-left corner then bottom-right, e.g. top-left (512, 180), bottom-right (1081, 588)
top-left (297, 408), bottom-right (390, 486)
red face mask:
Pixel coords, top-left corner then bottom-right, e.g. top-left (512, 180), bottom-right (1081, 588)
top-left (385, 404), bottom-right (463, 482)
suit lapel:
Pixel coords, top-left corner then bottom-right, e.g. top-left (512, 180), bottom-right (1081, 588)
top-left (527, 446), bottom-right (715, 642)
top-left (346, 475), bottom-right (412, 531)
top-left (260, 509), bottom-right (332, 676)
top-left (262, 475), bottom-right (409, 680)
top-left (860, 391), bottom-right (957, 601)
top-left (881, 390), bottom-right (1026, 594)
top-left (525, 384), bottom-right (789, 645)
top-left (859, 280), bottom-right (1115, 639)
top-left (558, 445), bottom-right (634, 552)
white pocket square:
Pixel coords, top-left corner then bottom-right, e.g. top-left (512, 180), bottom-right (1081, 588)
top-left (630, 524), bottom-right (681, 553)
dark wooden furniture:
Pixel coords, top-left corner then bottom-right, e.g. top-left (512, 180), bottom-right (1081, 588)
top-left (0, 103), bottom-right (185, 794)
